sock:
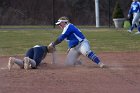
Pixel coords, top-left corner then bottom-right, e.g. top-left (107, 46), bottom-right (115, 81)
top-left (130, 24), bottom-right (135, 31)
top-left (14, 59), bottom-right (24, 68)
top-left (87, 51), bottom-right (100, 64)
top-left (137, 26), bottom-right (140, 32)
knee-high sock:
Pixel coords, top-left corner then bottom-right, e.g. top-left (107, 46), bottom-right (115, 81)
top-left (87, 51), bottom-right (100, 64)
top-left (130, 24), bottom-right (135, 31)
top-left (14, 58), bottom-right (24, 68)
top-left (137, 25), bottom-right (140, 32)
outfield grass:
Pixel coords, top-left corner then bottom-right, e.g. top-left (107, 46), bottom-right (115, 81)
top-left (0, 27), bottom-right (140, 56)
top-left (84, 29), bottom-right (140, 52)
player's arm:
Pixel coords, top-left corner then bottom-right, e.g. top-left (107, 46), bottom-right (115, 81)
top-left (128, 5), bottom-right (133, 18)
top-left (48, 34), bottom-right (67, 53)
top-left (53, 34), bottom-right (68, 46)
top-left (53, 27), bottom-right (71, 46)
top-left (49, 25), bottom-right (71, 48)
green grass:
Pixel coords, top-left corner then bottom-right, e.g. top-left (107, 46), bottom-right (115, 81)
top-left (0, 27), bottom-right (140, 56)
top-left (83, 29), bottom-right (140, 52)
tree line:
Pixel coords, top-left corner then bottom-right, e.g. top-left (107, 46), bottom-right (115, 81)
top-left (0, 0), bottom-right (131, 26)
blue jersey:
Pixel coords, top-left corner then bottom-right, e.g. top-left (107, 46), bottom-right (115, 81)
top-left (57, 23), bottom-right (85, 48)
top-left (129, 1), bottom-right (140, 14)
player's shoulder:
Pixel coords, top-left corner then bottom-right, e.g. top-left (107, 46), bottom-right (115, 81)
top-left (137, 1), bottom-right (140, 4)
top-left (134, 1), bottom-right (140, 4)
top-left (68, 23), bottom-right (78, 29)
top-left (33, 45), bottom-right (41, 48)
top-left (66, 23), bottom-right (74, 29)
top-left (68, 23), bottom-right (73, 27)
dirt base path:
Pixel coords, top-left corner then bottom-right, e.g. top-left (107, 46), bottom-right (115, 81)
top-left (0, 52), bottom-right (140, 93)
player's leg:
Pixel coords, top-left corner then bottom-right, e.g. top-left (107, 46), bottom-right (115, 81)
top-left (32, 47), bottom-right (44, 68)
top-left (66, 48), bottom-right (80, 66)
top-left (24, 57), bottom-right (36, 69)
top-left (79, 40), bottom-right (105, 68)
top-left (74, 58), bottom-right (83, 65)
top-left (129, 13), bottom-right (139, 32)
top-left (8, 57), bottom-right (24, 70)
top-left (24, 48), bottom-right (36, 69)
top-left (135, 13), bottom-right (140, 34)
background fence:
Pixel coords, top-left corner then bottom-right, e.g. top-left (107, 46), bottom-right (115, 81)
top-left (0, 0), bottom-right (131, 27)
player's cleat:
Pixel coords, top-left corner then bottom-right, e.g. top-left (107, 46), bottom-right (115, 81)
top-left (24, 57), bottom-right (30, 70)
top-left (98, 62), bottom-right (105, 68)
top-left (8, 57), bottom-right (15, 70)
top-left (127, 30), bottom-right (132, 33)
top-left (135, 31), bottom-right (140, 35)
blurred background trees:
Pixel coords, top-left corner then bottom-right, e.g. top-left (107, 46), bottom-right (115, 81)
top-left (0, 0), bottom-right (131, 26)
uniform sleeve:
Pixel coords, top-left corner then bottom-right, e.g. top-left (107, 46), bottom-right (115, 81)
top-left (128, 4), bottom-right (133, 15)
top-left (57, 24), bottom-right (72, 42)
top-left (138, 2), bottom-right (140, 12)
top-left (57, 34), bottom-right (67, 42)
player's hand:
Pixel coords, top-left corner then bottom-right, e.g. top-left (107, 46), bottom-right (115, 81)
top-left (48, 42), bottom-right (56, 53)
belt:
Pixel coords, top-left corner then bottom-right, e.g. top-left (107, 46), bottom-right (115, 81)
top-left (71, 40), bottom-right (84, 48)
top-left (79, 40), bottom-right (84, 43)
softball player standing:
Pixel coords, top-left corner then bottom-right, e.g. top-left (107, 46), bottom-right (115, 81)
top-left (128, 0), bottom-right (140, 34)
top-left (49, 16), bottom-right (105, 68)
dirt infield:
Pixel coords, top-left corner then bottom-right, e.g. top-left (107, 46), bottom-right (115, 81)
top-left (0, 52), bottom-right (140, 93)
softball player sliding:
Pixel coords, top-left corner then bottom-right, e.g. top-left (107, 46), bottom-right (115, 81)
top-left (128, 0), bottom-right (140, 34)
top-left (8, 45), bottom-right (48, 70)
top-left (49, 16), bottom-right (105, 68)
